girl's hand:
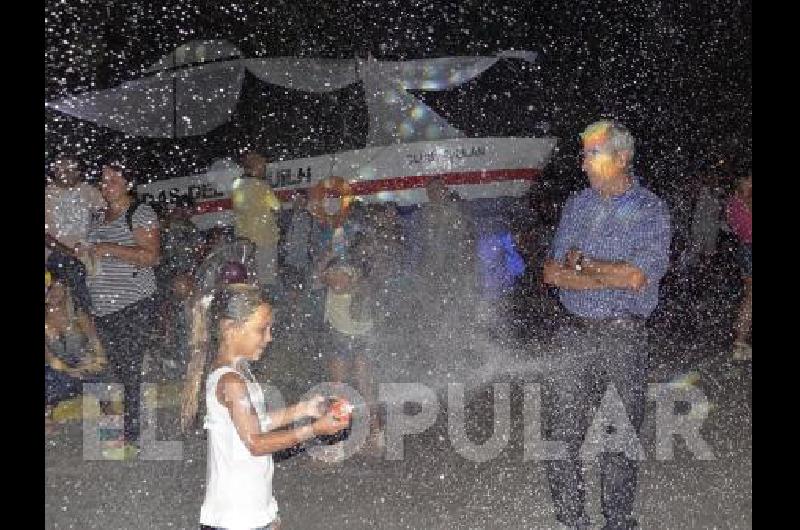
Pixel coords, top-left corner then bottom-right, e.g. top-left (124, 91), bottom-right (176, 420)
top-left (312, 411), bottom-right (350, 436)
top-left (302, 395), bottom-right (326, 419)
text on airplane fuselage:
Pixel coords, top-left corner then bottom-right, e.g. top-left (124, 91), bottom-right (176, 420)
top-left (263, 167), bottom-right (313, 188)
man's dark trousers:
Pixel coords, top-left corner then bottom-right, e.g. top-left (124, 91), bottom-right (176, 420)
top-left (544, 317), bottom-right (648, 530)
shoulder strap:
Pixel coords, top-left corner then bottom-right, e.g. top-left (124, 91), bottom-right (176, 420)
top-left (208, 366), bottom-right (239, 386)
top-left (206, 366), bottom-right (240, 403)
top-left (124, 202), bottom-right (140, 232)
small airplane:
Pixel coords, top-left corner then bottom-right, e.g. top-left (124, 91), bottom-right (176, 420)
top-left (47, 40), bottom-right (557, 228)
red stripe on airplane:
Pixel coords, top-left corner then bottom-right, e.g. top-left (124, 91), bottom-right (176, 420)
top-left (192, 168), bottom-right (540, 215)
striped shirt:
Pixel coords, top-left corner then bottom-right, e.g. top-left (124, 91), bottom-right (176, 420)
top-left (87, 204), bottom-right (159, 317)
top-left (550, 181), bottom-right (671, 318)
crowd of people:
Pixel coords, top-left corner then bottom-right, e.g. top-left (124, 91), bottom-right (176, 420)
top-left (45, 123), bottom-right (751, 529)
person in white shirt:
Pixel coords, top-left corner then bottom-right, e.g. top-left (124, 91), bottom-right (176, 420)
top-left (180, 284), bottom-right (348, 530)
top-left (45, 156), bottom-right (106, 312)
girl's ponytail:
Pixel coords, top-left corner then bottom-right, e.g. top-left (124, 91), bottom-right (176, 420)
top-left (179, 283), bottom-right (268, 432)
top-left (180, 293), bottom-right (214, 433)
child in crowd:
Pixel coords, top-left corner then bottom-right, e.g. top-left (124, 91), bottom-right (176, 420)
top-left (181, 284), bottom-right (348, 530)
top-left (45, 271), bottom-right (106, 433)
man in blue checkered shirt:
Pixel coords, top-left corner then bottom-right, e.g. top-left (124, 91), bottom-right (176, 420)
top-left (542, 120), bottom-right (671, 530)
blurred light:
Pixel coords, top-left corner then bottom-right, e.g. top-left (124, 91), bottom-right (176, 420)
top-left (425, 124), bottom-right (442, 139)
top-left (399, 122), bottom-right (415, 138)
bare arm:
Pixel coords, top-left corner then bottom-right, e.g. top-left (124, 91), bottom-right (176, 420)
top-left (75, 310), bottom-right (103, 350)
top-left (74, 310), bottom-right (107, 368)
top-left (543, 259), bottom-right (606, 290)
top-left (219, 373), bottom-right (347, 457)
top-left (93, 226), bottom-right (160, 267)
top-left (45, 342), bottom-right (59, 366)
top-left (266, 397), bottom-right (324, 431)
top-left (542, 258), bottom-right (646, 291)
top-left (580, 258), bottom-right (647, 291)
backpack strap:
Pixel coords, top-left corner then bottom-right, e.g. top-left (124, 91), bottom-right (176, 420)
top-left (124, 202), bottom-right (140, 232)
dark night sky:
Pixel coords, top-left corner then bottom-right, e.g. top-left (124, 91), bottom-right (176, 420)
top-left (44, 0), bottom-right (751, 197)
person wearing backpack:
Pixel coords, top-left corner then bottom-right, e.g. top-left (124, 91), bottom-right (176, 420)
top-left (82, 161), bottom-right (161, 458)
top-left (156, 196), bottom-right (204, 374)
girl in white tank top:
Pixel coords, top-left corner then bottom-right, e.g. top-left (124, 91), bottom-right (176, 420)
top-left (180, 284), bottom-right (349, 530)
